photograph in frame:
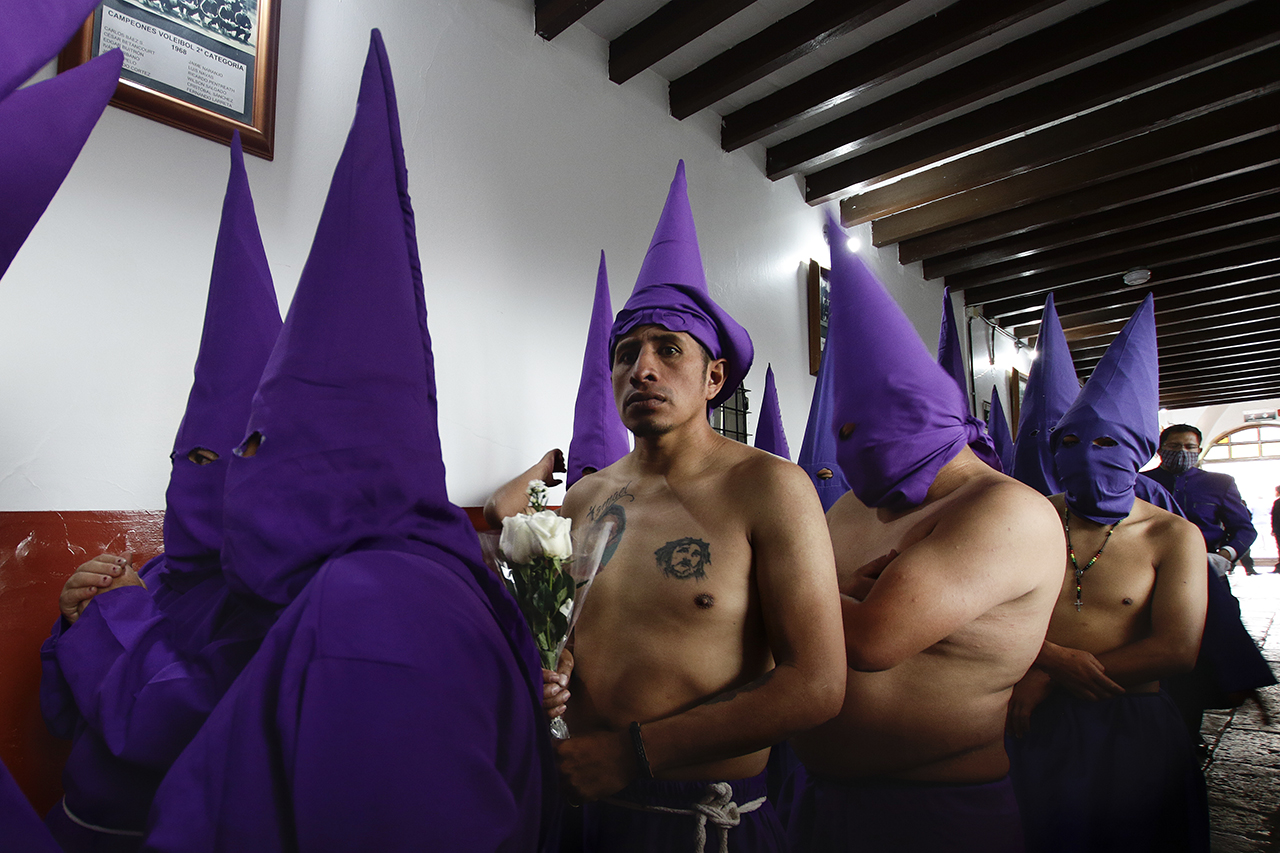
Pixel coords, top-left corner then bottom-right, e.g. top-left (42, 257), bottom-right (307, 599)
top-left (58, 0), bottom-right (279, 159)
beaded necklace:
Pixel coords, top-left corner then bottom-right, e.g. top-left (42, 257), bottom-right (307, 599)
top-left (1064, 507), bottom-right (1119, 611)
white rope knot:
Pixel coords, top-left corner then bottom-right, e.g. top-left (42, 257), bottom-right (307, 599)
top-left (602, 781), bottom-right (766, 853)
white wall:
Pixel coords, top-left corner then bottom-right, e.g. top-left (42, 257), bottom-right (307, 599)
top-left (0, 0), bottom-right (944, 510)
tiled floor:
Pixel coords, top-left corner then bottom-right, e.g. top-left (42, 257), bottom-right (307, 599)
top-left (1202, 566), bottom-right (1280, 852)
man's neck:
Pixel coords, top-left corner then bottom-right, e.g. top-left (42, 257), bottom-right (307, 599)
top-left (921, 446), bottom-right (990, 505)
top-left (630, 418), bottom-right (725, 478)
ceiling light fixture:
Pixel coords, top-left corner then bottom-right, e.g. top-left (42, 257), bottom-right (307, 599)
top-left (1122, 268), bottom-right (1152, 286)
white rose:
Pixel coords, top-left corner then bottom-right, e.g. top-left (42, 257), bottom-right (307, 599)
top-left (500, 510), bottom-right (572, 562)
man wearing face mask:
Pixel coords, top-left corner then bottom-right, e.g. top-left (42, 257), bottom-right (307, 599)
top-left (1006, 296), bottom-right (1209, 853)
top-left (1141, 425), bottom-right (1257, 576)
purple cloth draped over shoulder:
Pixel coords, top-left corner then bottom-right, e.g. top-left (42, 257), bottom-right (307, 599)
top-left (787, 773), bottom-right (1024, 852)
top-left (583, 772), bottom-right (783, 853)
top-left (1007, 690), bottom-right (1209, 853)
top-left (753, 365), bottom-right (790, 460)
top-left (142, 30), bottom-right (551, 852)
top-left (567, 251), bottom-right (629, 487)
top-left (823, 213), bottom-right (999, 510)
top-left (39, 132), bottom-right (281, 851)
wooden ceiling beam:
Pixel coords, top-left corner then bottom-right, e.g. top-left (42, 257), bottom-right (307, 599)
top-left (925, 165), bottom-right (1280, 280)
top-left (943, 198), bottom-right (1280, 291)
top-left (1161, 364), bottom-right (1280, 394)
top-left (721, 0), bottom-right (1063, 151)
top-left (1070, 315), bottom-right (1280, 360)
top-left (802, 1), bottom-right (1280, 197)
top-left (1161, 389), bottom-right (1280, 407)
top-left (668, 0), bottom-right (908, 120)
top-left (1159, 349), bottom-right (1280, 380)
top-left (1159, 374), bottom-right (1280, 397)
top-left (770, 0), bottom-right (1231, 182)
top-left (900, 133), bottom-right (1280, 264)
top-left (863, 88), bottom-right (1280, 244)
top-left (609, 0), bottom-right (757, 85)
top-left (964, 236), bottom-right (1280, 307)
top-left (1076, 332), bottom-right (1280, 372)
top-left (535, 0), bottom-right (606, 40)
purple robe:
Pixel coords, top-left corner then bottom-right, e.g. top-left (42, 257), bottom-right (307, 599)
top-left (1007, 690), bottom-right (1209, 853)
top-left (0, 756), bottom-right (61, 853)
top-left (786, 773), bottom-right (1024, 852)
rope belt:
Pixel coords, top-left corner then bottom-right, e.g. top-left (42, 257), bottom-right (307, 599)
top-left (602, 781), bottom-right (766, 853)
top-left (61, 797), bottom-right (147, 837)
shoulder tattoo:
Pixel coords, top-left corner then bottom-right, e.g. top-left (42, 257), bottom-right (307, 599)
top-left (655, 537), bottom-right (711, 581)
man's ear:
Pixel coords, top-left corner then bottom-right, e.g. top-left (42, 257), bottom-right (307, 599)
top-left (705, 358), bottom-right (728, 401)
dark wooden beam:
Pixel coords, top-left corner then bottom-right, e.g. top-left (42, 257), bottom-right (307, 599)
top-left (1070, 313), bottom-right (1280, 359)
top-left (668, 0), bottom-right (908, 120)
top-left (859, 88), bottom-right (1280, 242)
top-left (1023, 277), bottom-right (1280, 339)
top-left (1161, 362), bottom-right (1280, 392)
top-left (1161, 388), bottom-right (1280, 407)
top-left (1048, 288), bottom-right (1280, 342)
top-left (990, 261), bottom-right (1280, 329)
top-left (900, 133), bottom-right (1280, 264)
top-left (802, 1), bottom-right (1280, 194)
top-left (535, 0), bottom-right (605, 40)
top-left (1159, 349), bottom-right (1280, 379)
top-left (609, 0), bottom-right (757, 85)
top-left (771, 0), bottom-right (1232, 182)
top-left (925, 165), bottom-right (1280, 280)
top-left (1160, 374), bottom-right (1280, 397)
top-left (963, 236), bottom-right (1280, 307)
top-left (720, 0), bottom-right (1063, 151)
top-left (943, 198), bottom-right (1280, 291)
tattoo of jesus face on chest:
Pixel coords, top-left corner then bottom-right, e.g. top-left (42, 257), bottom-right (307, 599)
top-left (655, 537), bottom-right (711, 581)
top-left (587, 484), bottom-right (633, 567)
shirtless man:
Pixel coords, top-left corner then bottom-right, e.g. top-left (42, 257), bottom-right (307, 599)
top-left (493, 164), bottom-right (845, 852)
top-left (786, 220), bottom-right (1062, 852)
top-left (1006, 295), bottom-right (1209, 853)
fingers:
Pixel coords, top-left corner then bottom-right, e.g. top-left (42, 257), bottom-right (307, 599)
top-left (542, 667), bottom-right (570, 715)
top-left (557, 648), bottom-right (574, 677)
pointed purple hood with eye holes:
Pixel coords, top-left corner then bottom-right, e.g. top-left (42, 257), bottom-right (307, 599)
top-left (160, 132), bottom-right (280, 585)
top-left (1051, 294), bottom-right (1158, 525)
top-left (567, 251), bottom-right (630, 488)
top-left (219, 31), bottom-right (480, 608)
top-left (1012, 292), bottom-right (1080, 496)
top-left (753, 364), bottom-right (791, 460)
top-left (0, 48), bottom-right (122, 278)
top-left (937, 286), bottom-right (971, 414)
top-left (609, 161), bottom-right (753, 410)
top-left (987, 386), bottom-right (1014, 475)
top-left (798, 341), bottom-right (851, 512)
top-left (825, 212), bottom-right (1001, 510)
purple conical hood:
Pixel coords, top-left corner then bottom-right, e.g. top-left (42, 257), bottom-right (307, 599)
top-left (0, 0), bottom-right (102, 100)
top-left (610, 161), bottom-right (753, 409)
top-left (0, 49), bottom-right (121, 278)
top-left (1011, 292), bottom-right (1080, 495)
top-left (987, 386), bottom-right (1014, 475)
top-left (937, 286), bottom-right (971, 414)
top-left (220, 31), bottom-right (478, 607)
top-left (1052, 294), bottom-right (1159, 524)
top-left (753, 364), bottom-right (791, 460)
top-left (567, 251), bottom-right (629, 487)
top-left (162, 132), bottom-right (280, 580)
top-left (825, 213), bottom-right (999, 510)
top-left (798, 342), bottom-right (850, 512)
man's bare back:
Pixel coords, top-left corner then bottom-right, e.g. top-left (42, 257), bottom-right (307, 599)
top-left (792, 448), bottom-right (1063, 784)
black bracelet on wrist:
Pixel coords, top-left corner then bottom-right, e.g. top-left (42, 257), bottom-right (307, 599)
top-left (629, 721), bottom-right (653, 779)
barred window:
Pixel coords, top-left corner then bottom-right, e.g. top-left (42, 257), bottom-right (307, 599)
top-left (712, 386), bottom-right (750, 443)
top-left (1203, 424), bottom-right (1280, 461)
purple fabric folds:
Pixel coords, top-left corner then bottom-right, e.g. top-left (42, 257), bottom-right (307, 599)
top-left (1052, 295), bottom-right (1158, 525)
top-left (1011, 293), bottom-right (1080, 496)
top-left (798, 343), bottom-right (850, 512)
top-left (0, 0), bottom-right (102, 100)
top-left (610, 161), bottom-right (753, 410)
top-left (567, 251), bottom-right (629, 487)
top-left (0, 757), bottom-right (61, 853)
top-left (0, 48), bottom-right (122, 277)
top-left (753, 364), bottom-right (791, 460)
top-left (825, 213), bottom-right (998, 510)
top-left (142, 30), bottom-right (551, 852)
top-left (987, 386), bottom-right (1014, 475)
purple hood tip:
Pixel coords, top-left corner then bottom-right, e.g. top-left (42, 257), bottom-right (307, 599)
top-left (567, 251), bottom-right (630, 488)
top-left (753, 364), bottom-right (791, 461)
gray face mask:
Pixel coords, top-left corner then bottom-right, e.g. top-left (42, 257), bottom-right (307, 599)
top-left (1160, 448), bottom-right (1199, 474)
